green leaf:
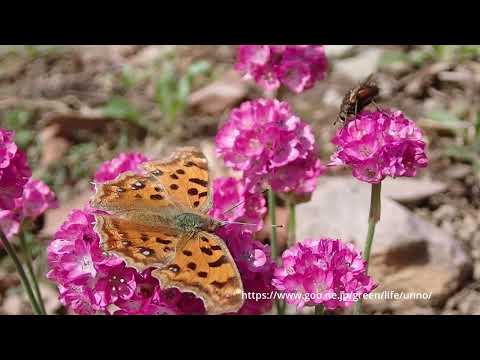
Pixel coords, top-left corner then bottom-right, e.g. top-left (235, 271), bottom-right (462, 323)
top-left (15, 130), bottom-right (34, 149)
top-left (177, 76), bottom-right (191, 102)
top-left (4, 109), bottom-right (31, 129)
top-left (444, 145), bottom-right (477, 163)
top-left (102, 97), bottom-right (140, 122)
top-left (426, 110), bottom-right (465, 129)
top-left (120, 65), bottom-right (136, 89)
top-left (186, 60), bottom-right (211, 78)
top-left (475, 112), bottom-right (480, 140)
top-left (378, 51), bottom-right (411, 67)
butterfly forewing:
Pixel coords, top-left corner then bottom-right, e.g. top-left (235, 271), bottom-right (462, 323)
top-left (141, 147), bottom-right (212, 213)
top-left (152, 231), bottom-right (244, 314)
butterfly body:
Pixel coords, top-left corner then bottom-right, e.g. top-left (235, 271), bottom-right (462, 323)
top-left (336, 74), bottom-right (380, 125)
top-left (174, 212), bottom-right (221, 233)
top-left (91, 147), bottom-right (244, 314)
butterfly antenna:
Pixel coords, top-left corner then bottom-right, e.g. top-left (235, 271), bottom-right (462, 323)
top-left (219, 220), bottom-right (284, 228)
top-left (221, 189), bottom-right (269, 216)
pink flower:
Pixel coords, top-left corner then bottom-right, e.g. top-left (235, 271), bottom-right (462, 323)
top-left (235, 45), bottom-right (328, 93)
top-left (0, 209), bottom-right (21, 240)
top-left (94, 152), bottom-right (149, 183)
top-left (20, 179), bottom-right (58, 219)
top-left (216, 99), bottom-right (324, 195)
top-left (268, 151), bottom-right (326, 195)
top-left (94, 262), bottom-right (137, 306)
top-left (0, 179), bottom-right (57, 241)
top-left (330, 110), bottom-right (428, 184)
top-left (210, 176), bottom-right (266, 232)
top-left (272, 238), bottom-right (376, 310)
top-left (0, 129), bottom-right (31, 210)
top-left (58, 284), bottom-right (100, 315)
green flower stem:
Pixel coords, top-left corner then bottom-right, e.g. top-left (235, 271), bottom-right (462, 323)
top-left (354, 182), bottom-right (382, 315)
top-left (287, 200), bottom-right (296, 247)
top-left (267, 187), bottom-right (278, 261)
top-left (315, 304), bottom-right (325, 315)
top-left (0, 231), bottom-right (42, 315)
top-left (267, 187), bottom-right (285, 314)
top-left (19, 232), bottom-right (46, 314)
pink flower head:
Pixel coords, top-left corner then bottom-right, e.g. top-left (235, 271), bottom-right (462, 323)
top-left (210, 176), bottom-right (266, 232)
top-left (330, 110), bottom-right (428, 184)
top-left (0, 209), bottom-right (21, 240)
top-left (94, 262), bottom-right (137, 306)
top-left (0, 129), bottom-right (31, 210)
top-left (94, 151), bottom-right (149, 183)
top-left (235, 45), bottom-right (328, 93)
top-left (216, 99), bottom-right (324, 195)
top-left (20, 179), bottom-right (58, 219)
top-left (272, 238), bottom-right (376, 310)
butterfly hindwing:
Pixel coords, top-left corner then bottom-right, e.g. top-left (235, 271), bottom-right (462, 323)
top-left (151, 231), bottom-right (244, 314)
top-left (94, 214), bottom-right (180, 271)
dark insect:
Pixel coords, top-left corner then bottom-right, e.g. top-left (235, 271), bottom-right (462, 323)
top-left (335, 74), bottom-right (380, 125)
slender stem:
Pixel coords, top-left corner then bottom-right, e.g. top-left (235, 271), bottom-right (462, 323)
top-left (267, 187), bottom-right (284, 314)
top-left (315, 304), bottom-right (325, 315)
top-left (0, 231), bottom-right (42, 315)
top-left (287, 200), bottom-right (296, 247)
top-left (19, 232), bottom-right (46, 314)
top-left (267, 187), bottom-right (278, 260)
top-left (354, 183), bottom-right (382, 315)
top-left (362, 219), bottom-right (377, 269)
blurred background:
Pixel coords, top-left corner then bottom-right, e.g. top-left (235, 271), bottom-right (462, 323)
top-left (0, 45), bottom-right (479, 315)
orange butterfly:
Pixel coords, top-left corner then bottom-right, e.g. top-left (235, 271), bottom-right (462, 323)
top-left (91, 147), bottom-right (244, 314)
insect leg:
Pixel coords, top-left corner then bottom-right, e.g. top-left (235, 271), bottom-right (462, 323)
top-left (372, 100), bottom-right (389, 116)
top-left (354, 101), bottom-right (359, 131)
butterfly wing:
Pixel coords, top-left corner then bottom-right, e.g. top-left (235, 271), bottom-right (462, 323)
top-left (141, 147), bottom-right (212, 213)
top-left (91, 147), bottom-right (212, 217)
top-left (94, 214), bottom-right (180, 271)
top-left (151, 231), bottom-right (244, 314)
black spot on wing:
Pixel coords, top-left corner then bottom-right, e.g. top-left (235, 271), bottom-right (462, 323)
top-left (208, 255), bottom-right (227, 268)
top-left (189, 178), bottom-right (208, 188)
top-left (200, 247), bottom-right (213, 256)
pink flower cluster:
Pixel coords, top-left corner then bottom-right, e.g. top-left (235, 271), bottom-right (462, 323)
top-left (0, 128), bottom-right (57, 240)
top-left (0, 179), bottom-right (58, 239)
top-left (0, 129), bottom-right (31, 210)
top-left (235, 45), bottom-right (328, 93)
top-left (94, 151), bottom-right (149, 183)
top-left (48, 153), bottom-right (274, 315)
top-left (330, 110), bottom-right (428, 184)
top-left (216, 99), bottom-right (325, 195)
top-left (272, 238), bottom-right (376, 310)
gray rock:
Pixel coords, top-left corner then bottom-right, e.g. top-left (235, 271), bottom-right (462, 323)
top-left (381, 177), bottom-right (447, 204)
top-left (324, 45), bottom-right (355, 58)
top-left (444, 163), bottom-right (472, 180)
top-left (334, 48), bottom-right (384, 82)
top-left (445, 285), bottom-right (480, 315)
top-left (296, 177), bottom-right (472, 311)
